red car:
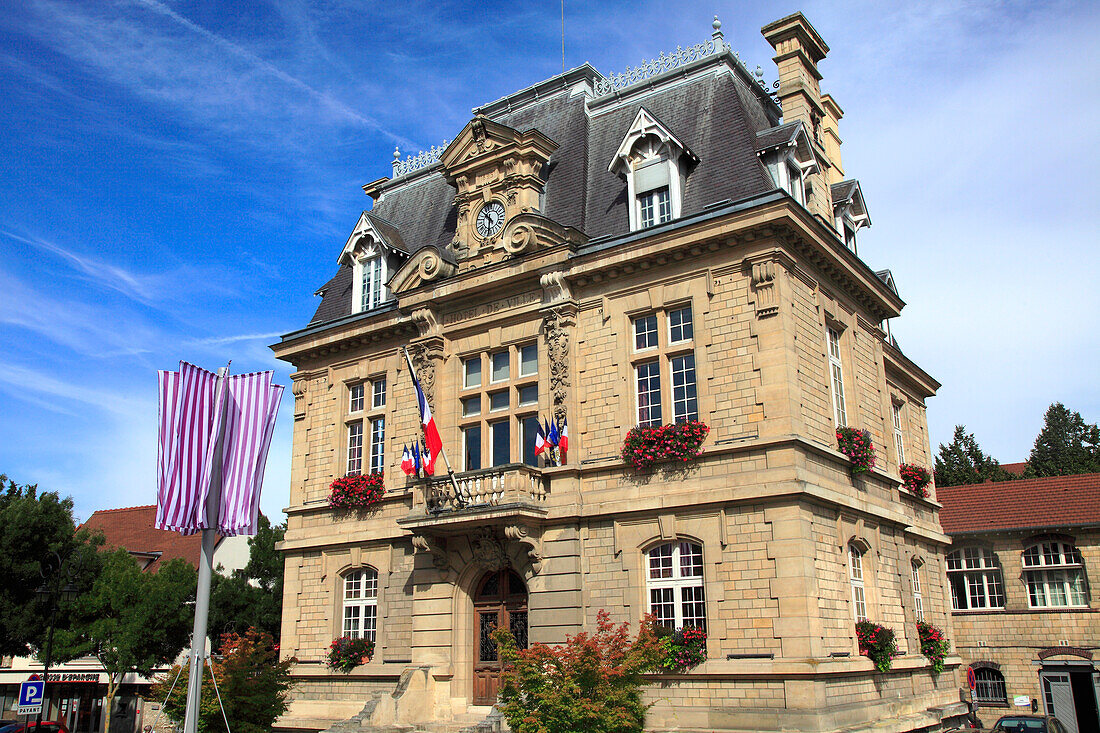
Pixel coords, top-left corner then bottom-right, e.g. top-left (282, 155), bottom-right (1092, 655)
top-left (0, 722), bottom-right (70, 733)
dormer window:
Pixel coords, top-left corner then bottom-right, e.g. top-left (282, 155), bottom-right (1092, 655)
top-left (338, 212), bottom-right (408, 315)
top-left (609, 109), bottom-right (697, 232)
top-left (831, 180), bottom-right (871, 255)
top-left (756, 121), bottom-right (819, 211)
top-left (784, 162), bottom-right (805, 205)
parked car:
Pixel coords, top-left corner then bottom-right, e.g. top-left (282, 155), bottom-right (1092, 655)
top-left (981, 715), bottom-right (1069, 733)
top-left (0, 722), bottom-right (70, 733)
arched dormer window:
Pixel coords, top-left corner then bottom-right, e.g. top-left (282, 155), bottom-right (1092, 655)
top-left (946, 547), bottom-right (1005, 610)
top-left (1022, 539), bottom-right (1086, 608)
top-left (609, 108), bottom-right (697, 232)
top-left (339, 212), bottom-right (407, 314)
top-left (646, 540), bottom-right (706, 630)
top-left (342, 567), bottom-right (378, 641)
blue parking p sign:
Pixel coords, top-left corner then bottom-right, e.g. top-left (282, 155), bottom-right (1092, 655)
top-left (17, 679), bottom-right (44, 715)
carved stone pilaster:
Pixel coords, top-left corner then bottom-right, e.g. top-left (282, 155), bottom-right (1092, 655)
top-left (541, 309), bottom-right (574, 424)
top-left (411, 534), bottom-right (452, 578)
top-left (504, 524), bottom-right (544, 575)
top-left (409, 338), bottom-right (445, 412)
top-left (751, 259), bottom-right (780, 318)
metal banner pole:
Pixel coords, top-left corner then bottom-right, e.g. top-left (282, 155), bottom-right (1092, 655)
top-left (182, 366), bottom-right (229, 733)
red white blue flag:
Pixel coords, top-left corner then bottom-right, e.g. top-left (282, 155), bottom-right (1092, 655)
top-left (558, 417), bottom-right (568, 454)
top-left (413, 378), bottom-right (442, 474)
top-left (533, 421), bottom-right (547, 456)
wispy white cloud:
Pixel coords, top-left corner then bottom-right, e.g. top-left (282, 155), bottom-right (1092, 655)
top-left (0, 362), bottom-right (144, 418)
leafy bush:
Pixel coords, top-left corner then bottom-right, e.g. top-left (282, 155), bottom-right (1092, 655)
top-left (653, 625), bottom-right (707, 673)
top-left (153, 628), bottom-right (295, 733)
top-left (326, 635), bottom-right (374, 673)
top-left (621, 421), bottom-right (709, 472)
top-left (900, 463), bottom-right (931, 497)
top-left (837, 427), bottom-right (876, 474)
top-left (855, 620), bottom-right (897, 673)
top-left (492, 610), bottom-right (662, 733)
top-left (328, 473), bottom-right (384, 510)
top-left (916, 620), bottom-right (950, 674)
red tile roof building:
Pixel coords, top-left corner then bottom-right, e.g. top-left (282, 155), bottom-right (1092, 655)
top-left (938, 473), bottom-right (1100, 534)
top-left (79, 504), bottom-right (211, 571)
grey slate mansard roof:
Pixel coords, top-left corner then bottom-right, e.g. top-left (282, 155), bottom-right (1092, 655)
top-left (308, 53), bottom-right (785, 326)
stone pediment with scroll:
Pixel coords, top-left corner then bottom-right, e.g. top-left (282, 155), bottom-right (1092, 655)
top-left (389, 245), bottom-right (458, 295)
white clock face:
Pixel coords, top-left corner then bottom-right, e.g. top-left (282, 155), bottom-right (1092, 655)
top-left (475, 200), bottom-right (506, 238)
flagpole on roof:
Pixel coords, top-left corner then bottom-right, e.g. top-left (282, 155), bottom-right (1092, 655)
top-left (402, 347), bottom-right (462, 500)
top-left (182, 365), bottom-right (229, 733)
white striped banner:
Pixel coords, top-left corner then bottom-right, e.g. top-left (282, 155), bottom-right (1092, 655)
top-left (156, 362), bottom-right (282, 536)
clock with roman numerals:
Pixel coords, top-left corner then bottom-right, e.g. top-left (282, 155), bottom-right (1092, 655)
top-left (475, 200), bottom-right (505, 239)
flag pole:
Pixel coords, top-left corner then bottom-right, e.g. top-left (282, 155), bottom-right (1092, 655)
top-left (402, 347), bottom-right (462, 500)
top-left (183, 365), bottom-right (229, 733)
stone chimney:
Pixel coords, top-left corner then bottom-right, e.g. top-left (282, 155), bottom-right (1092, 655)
top-left (820, 93), bottom-right (844, 185)
top-left (761, 13), bottom-right (829, 137)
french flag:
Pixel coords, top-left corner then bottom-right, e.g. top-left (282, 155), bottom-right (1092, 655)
top-left (533, 421), bottom-right (547, 456)
top-left (558, 417), bottom-right (568, 454)
top-left (414, 379), bottom-right (442, 474)
top-left (400, 445), bottom-right (414, 476)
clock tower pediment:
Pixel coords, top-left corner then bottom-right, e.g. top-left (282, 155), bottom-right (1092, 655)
top-left (440, 115), bottom-right (559, 268)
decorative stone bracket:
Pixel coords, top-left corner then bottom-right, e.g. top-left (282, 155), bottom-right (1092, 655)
top-left (411, 534), bottom-right (451, 578)
top-left (291, 379), bottom-right (308, 420)
top-left (750, 259), bottom-right (780, 318)
top-left (504, 524), bottom-right (544, 575)
top-left (501, 212), bottom-right (587, 258)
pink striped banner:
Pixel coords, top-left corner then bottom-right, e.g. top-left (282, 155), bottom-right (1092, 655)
top-left (156, 362), bottom-right (281, 536)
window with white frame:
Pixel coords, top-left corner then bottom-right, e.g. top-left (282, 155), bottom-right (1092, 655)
top-left (892, 402), bottom-right (906, 464)
top-left (946, 547), bottom-right (1005, 610)
top-left (1022, 541), bottom-right (1086, 608)
top-left (973, 667), bottom-right (1007, 705)
top-left (372, 378), bottom-right (387, 409)
top-left (350, 249), bottom-right (391, 314)
top-left (827, 327), bottom-right (847, 427)
top-left (639, 186), bottom-right (672, 228)
top-left (347, 422), bottom-right (363, 475)
top-left (369, 417), bottom-right (385, 474)
top-left (349, 384), bottom-right (364, 413)
top-left (647, 541), bottom-right (706, 630)
top-left (631, 305), bottom-right (698, 427)
top-left (342, 568), bottom-right (378, 641)
top-left (848, 543), bottom-right (868, 622)
top-left (608, 109), bottom-right (694, 232)
top-left (911, 560), bottom-right (924, 622)
top-left (785, 162), bottom-right (804, 205)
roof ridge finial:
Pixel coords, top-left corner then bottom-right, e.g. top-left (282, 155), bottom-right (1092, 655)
top-left (712, 14), bottom-right (725, 51)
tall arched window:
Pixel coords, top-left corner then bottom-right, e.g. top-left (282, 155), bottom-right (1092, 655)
top-left (342, 567), bottom-right (378, 641)
top-left (848, 543), bottom-right (868, 622)
top-left (1023, 540), bottom-right (1086, 608)
top-left (646, 541), bottom-right (706, 630)
top-left (973, 667), bottom-right (1007, 705)
top-left (946, 547), bottom-right (1005, 610)
top-left (911, 559), bottom-right (925, 622)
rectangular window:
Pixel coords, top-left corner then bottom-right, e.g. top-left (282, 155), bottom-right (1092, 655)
top-left (372, 378), bottom-right (387, 409)
top-left (347, 422), bottom-right (363, 475)
top-left (669, 306), bottom-right (693, 343)
top-left (893, 402), bottom-right (905, 464)
top-left (639, 187), bottom-right (672, 228)
top-left (636, 361), bottom-right (662, 426)
top-left (489, 390), bottom-right (509, 412)
top-left (463, 425), bottom-right (482, 471)
top-left (518, 384), bottom-right (538, 406)
top-left (369, 417), bottom-right (385, 474)
top-left (360, 256), bottom-right (386, 311)
top-left (491, 352), bottom-right (510, 383)
top-left (519, 344), bottom-right (538, 377)
top-left (633, 315), bottom-right (658, 351)
top-left (828, 327), bottom-right (847, 427)
top-left (522, 415), bottom-right (541, 467)
top-left (849, 547), bottom-right (867, 622)
top-left (463, 357), bottom-right (482, 389)
top-left (649, 587), bottom-right (675, 626)
top-left (912, 564), bottom-right (924, 622)
top-left (491, 420), bottom-right (510, 467)
top-left (671, 354), bottom-right (698, 423)
top-left (349, 384), bottom-right (364, 413)
top-left (461, 395), bottom-right (481, 417)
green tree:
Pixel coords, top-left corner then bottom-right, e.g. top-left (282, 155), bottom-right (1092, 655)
top-left (491, 610), bottom-right (663, 733)
top-left (1025, 403), bottom-right (1100, 477)
top-left (55, 549), bottom-right (196, 733)
top-left (0, 475), bottom-right (101, 658)
top-left (933, 426), bottom-right (1013, 487)
top-left (153, 627), bottom-right (294, 733)
top-left (208, 515), bottom-right (285, 645)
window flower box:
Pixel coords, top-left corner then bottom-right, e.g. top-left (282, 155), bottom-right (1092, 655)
top-left (855, 620), bottom-right (897, 672)
top-left (621, 420), bottom-right (709, 472)
top-left (836, 427), bottom-right (876, 474)
top-left (900, 463), bottom-right (931, 498)
top-left (328, 472), bottom-right (384, 510)
top-left (326, 636), bottom-right (374, 673)
top-left (654, 626), bottom-right (707, 673)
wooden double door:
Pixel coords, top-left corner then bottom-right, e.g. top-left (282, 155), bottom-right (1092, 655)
top-left (472, 569), bottom-right (528, 706)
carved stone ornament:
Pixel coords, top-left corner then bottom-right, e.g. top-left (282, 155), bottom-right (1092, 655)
top-left (539, 271), bottom-right (572, 304)
top-left (291, 379), bottom-right (307, 419)
top-left (750, 259), bottom-right (780, 318)
top-left (412, 534), bottom-right (451, 577)
top-left (411, 307), bottom-right (441, 338)
top-left (409, 341), bottom-right (444, 411)
top-left (542, 310), bottom-right (573, 424)
top-left (500, 212), bottom-right (587, 257)
top-left (389, 246), bottom-right (458, 295)
top-left (471, 528), bottom-right (509, 571)
top-left (504, 524), bottom-right (544, 575)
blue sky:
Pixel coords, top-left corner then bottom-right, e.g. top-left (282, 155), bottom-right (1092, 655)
top-left (1, 0), bottom-right (1097, 523)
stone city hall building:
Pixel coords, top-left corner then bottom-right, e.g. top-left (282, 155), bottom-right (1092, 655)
top-left (272, 13), bottom-right (965, 733)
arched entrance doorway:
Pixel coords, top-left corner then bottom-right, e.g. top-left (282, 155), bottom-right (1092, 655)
top-left (473, 569), bottom-right (528, 705)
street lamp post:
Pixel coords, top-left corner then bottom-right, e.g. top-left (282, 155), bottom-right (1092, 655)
top-left (36, 551), bottom-right (81, 731)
